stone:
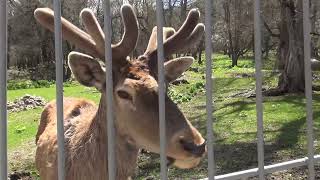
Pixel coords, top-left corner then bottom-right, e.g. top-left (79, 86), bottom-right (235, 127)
top-left (7, 95), bottom-right (46, 112)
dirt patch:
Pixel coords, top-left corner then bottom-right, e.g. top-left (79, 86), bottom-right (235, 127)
top-left (228, 88), bottom-right (263, 98)
top-left (228, 89), bottom-right (257, 98)
top-left (227, 72), bottom-right (255, 78)
top-left (9, 140), bottom-right (37, 180)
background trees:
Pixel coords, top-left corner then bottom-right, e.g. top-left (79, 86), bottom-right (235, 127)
top-left (7, 0), bottom-right (320, 93)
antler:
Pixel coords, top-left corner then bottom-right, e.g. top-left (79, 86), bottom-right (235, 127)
top-left (34, 4), bottom-right (138, 62)
top-left (34, 8), bottom-right (101, 58)
top-left (145, 9), bottom-right (205, 73)
top-left (145, 26), bottom-right (176, 55)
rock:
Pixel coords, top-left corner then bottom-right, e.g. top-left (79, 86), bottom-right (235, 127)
top-left (9, 171), bottom-right (32, 180)
top-left (7, 95), bottom-right (46, 112)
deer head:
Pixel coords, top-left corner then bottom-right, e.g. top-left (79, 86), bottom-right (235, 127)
top-left (34, 4), bottom-right (206, 169)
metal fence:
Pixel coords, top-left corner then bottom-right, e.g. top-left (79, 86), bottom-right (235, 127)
top-left (0, 0), bottom-right (317, 180)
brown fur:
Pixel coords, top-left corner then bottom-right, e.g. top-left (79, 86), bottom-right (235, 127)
top-left (36, 97), bottom-right (139, 180)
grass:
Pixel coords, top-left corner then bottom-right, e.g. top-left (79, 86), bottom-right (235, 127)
top-left (7, 53), bottom-right (320, 179)
top-left (8, 109), bottom-right (42, 150)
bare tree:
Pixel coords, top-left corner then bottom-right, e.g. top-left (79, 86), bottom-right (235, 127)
top-left (222, 0), bottom-right (253, 67)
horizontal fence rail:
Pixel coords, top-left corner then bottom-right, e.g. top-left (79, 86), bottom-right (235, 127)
top-left (201, 155), bottom-right (320, 180)
top-left (0, 0), bottom-right (317, 179)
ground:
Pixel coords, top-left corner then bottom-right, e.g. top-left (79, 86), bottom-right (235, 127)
top-left (7, 53), bottom-right (320, 179)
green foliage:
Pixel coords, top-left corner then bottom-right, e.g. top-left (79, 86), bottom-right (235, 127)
top-left (7, 80), bottom-right (79, 90)
top-left (8, 85), bottom-right (100, 102)
top-left (168, 82), bottom-right (205, 104)
top-left (8, 80), bottom-right (54, 90)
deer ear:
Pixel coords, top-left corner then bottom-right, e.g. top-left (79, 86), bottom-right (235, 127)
top-left (68, 52), bottom-right (105, 91)
top-left (164, 57), bottom-right (194, 82)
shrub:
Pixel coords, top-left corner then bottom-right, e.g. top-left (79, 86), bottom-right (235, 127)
top-left (168, 82), bottom-right (205, 104)
top-left (7, 80), bottom-right (78, 90)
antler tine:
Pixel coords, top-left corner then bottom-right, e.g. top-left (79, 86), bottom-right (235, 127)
top-left (146, 9), bottom-right (202, 72)
top-left (80, 8), bottom-right (105, 57)
top-left (145, 26), bottom-right (176, 55)
top-left (175, 23), bottom-right (205, 54)
top-left (112, 4), bottom-right (139, 60)
top-left (146, 8), bottom-right (200, 59)
top-left (34, 8), bottom-right (102, 58)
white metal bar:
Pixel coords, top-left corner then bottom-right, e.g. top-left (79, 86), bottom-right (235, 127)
top-left (0, 1), bottom-right (8, 180)
top-left (302, 0), bottom-right (315, 179)
top-left (103, 0), bottom-right (116, 179)
top-left (201, 155), bottom-right (320, 180)
top-left (156, 0), bottom-right (167, 179)
top-left (53, 0), bottom-right (65, 179)
top-left (205, 0), bottom-right (215, 179)
top-left (253, 0), bottom-right (264, 179)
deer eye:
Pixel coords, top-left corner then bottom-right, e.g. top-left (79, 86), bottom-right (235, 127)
top-left (117, 90), bottom-right (132, 101)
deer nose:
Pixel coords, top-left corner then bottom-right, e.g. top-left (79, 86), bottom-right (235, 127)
top-left (180, 139), bottom-right (207, 157)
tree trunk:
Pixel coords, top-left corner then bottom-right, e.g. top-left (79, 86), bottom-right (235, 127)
top-left (278, 0), bottom-right (305, 93)
top-left (311, 0), bottom-right (319, 58)
top-left (180, 0), bottom-right (187, 21)
top-left (167, 0), bottom-right (173, 27)
top-left (231, 52), bottom-right (238, 67)
top-left (198, 48), bottom-right (202, 64)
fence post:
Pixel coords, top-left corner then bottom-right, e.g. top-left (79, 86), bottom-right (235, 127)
top-left (103, 0), bottom-right (116, 179)
top-left (302, 0), bottom-right (315, 179)
top-left (0, 1), bottom-right (8, 179)
top-left (53, 0), bottom-right (65, 179)
top-left (253, 0), bottom-right (265, 179)
top-left (155, 0), bottom-right (167, 179)
top-left (205, 0), bottom-right (215, 179)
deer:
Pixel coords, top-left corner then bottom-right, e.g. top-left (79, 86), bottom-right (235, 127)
top-left (34, 4), bottom-right (206, 180)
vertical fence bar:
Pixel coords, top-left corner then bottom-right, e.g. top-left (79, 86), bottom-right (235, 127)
top-left (0, 1), bottom-right (8, 180)
top-left (53, 0), bottom-right (65, 179)
top-left (253, 0), bottom-right (264, 179)
top-left (302, 0), bottom-right (315, 179)
top-left (156, 0), bottom-right (167, 179)
top-left (205, 0), bottom-right (215, 179)
top-left (103, 0), bottom-right (116, 179)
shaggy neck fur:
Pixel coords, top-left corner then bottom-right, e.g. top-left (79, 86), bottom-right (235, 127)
top-left (95, 94), bottom-right (139, 179)
top-left (67, 94), bottom-right (139, 180)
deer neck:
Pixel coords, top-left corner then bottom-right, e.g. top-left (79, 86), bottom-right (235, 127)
top-left (92, 94), bottom-right (108, 132)
top-left (91, 93), bottom-right (139, 179)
